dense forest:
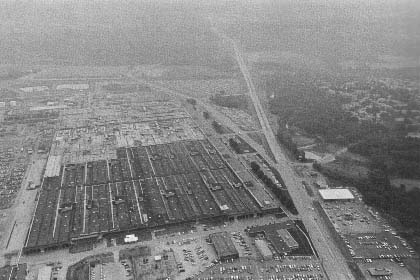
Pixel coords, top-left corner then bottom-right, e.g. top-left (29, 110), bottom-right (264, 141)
top-left (264, 76), bottom-right (420, 179)
top-left (266, 74), bottom-right (420, 252)
top-left (350, 136), bottom-right (420, 179)
top-left (266, 78), bottom-right (387, 145)
top-left (250, 161), bottom-right (298, 215)
top-left (210, 93), bottom-right (248, 111)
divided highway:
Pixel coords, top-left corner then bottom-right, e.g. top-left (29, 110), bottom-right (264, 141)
top-left (214, 29), bottom-right (356, 280)
top-left (128, 32), bottom-right (355, 277)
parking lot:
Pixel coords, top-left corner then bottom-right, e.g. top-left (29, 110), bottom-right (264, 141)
top-left (344, 232), bottom-right (414, 260)
top-left (172, 238), bottom-right (217, 278)
top-left (322, 199), bottom-right (385, 234)
top-left (194, 257), bottom-right (326, 280)
top-left (0, 145), bottom-right (27, 210)
top-left (128, 250), bottom-right (178, 280)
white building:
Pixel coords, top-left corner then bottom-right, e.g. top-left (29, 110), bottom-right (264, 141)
top-left (20, 86), bottom-right (49, 93)
top-left (56, 84), bottom-right (89, 90)
top-left (124, 234), bottom-right (138, 243)
top-left (319, 188), bottom-right (355, 201)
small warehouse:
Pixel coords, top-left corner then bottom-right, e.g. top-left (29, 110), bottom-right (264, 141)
top-left (247, 223), bottom-right (301, 254)
top-left (367, 268), bottom-right (392, 277)
top-left (255, 239), bottom-right (273, 260)
top-left (277, 229), bottom-right (298, 250)
top-left (209, 232), bottom-right (239, 261)
top-left (319, 188), bottom-right (355, 201)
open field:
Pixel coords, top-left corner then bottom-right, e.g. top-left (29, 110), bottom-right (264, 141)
top-left (390, 178), bottom-right (420, 191)
top-left (156, 79), bottom-right (245, 100)
top-left (31, 66), bottom-right (129, 80)
top-left (317, 159), bottom-right (370, 181)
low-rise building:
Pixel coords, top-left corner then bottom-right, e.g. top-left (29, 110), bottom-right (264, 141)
top-left (210, 232), bottom-right (239, 261)
top-left (255, 239), bottom-right (273, 260)
top-left (319, 188), bottom-right (355, 201)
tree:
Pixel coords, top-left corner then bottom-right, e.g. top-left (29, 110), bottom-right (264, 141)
top-left (250, 161), bottom-right (260, 172)
top-left (186, 98), bottom-right (197, 106)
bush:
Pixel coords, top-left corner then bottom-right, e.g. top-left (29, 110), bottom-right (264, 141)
top-left (250, 161), bottom-right (260, 172)
top-left (186, 98), bottom-right (197, 106)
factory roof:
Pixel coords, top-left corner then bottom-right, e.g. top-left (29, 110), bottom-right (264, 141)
top-left (44, 155), bottom-right (62, 178)
top-left (277, 229), bottom-right (298, 249)
top-left (210, 232), bottom-right (238, 259)
top-left (367, 268), bottom-right (392, 276)
top-left (254, 239), bottom-right (273, 258)
top-left (319, 188), bottom-right (355, 200)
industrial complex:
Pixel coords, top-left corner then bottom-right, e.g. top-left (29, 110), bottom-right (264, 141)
top-left (0, 63), bottom-right (418, 280)
top-left (24, 137), bottom-right (274, 253)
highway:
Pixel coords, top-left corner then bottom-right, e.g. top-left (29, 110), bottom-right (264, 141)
top-left (132, 70), bottom-right (354, 279)
top-left (128, 55), bottom-right (354, 278)
top-left (211, 27), bottom-right (356, 280)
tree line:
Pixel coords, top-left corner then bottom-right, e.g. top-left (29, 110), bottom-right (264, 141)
top-left (250, 161), bottom-right (298, 215)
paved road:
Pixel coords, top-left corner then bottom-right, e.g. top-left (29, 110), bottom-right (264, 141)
top-left (133, 69), bottom-right (354, 279)
top-left (210, 27), bottom-right (355, 280)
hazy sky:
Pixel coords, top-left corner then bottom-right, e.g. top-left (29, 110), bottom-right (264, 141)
top-left (0, 0), bottom-right (418, 67)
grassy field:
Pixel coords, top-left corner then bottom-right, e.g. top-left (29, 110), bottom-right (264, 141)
top-left (391, 178), bottom-right (420, 191)
top-left (319, 159), bottom-right (370, 181)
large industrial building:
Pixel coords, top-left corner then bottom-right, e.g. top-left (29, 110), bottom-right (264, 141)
top-left (21, 97), bottom-right (285, 254)
top-left (248, 222), bottom-right (300, 255)
top-left (23, 138), bottom-right (281, 253)
top-left (209, 232), bottom-right (239, 261)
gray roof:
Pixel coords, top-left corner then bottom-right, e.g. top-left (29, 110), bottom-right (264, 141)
top-left (210, 232), bottom-right (238, 258)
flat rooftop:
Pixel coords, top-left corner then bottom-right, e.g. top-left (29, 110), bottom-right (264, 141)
top-left (24, 140), bottom-right (265, 252)
top-left (367, 267), bottom-right (392, 276)
top-left (248, 223), bottom-right (298, 254)
top-left (209, 231), bottom-right (238, 259)
top-left (319, 188), bottom-right (355, 200)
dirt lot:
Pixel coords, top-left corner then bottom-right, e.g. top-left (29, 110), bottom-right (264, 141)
top-left (157, 78), bottom-right (244, 99)
top-left (319, 159), bottom-right (370, 181)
